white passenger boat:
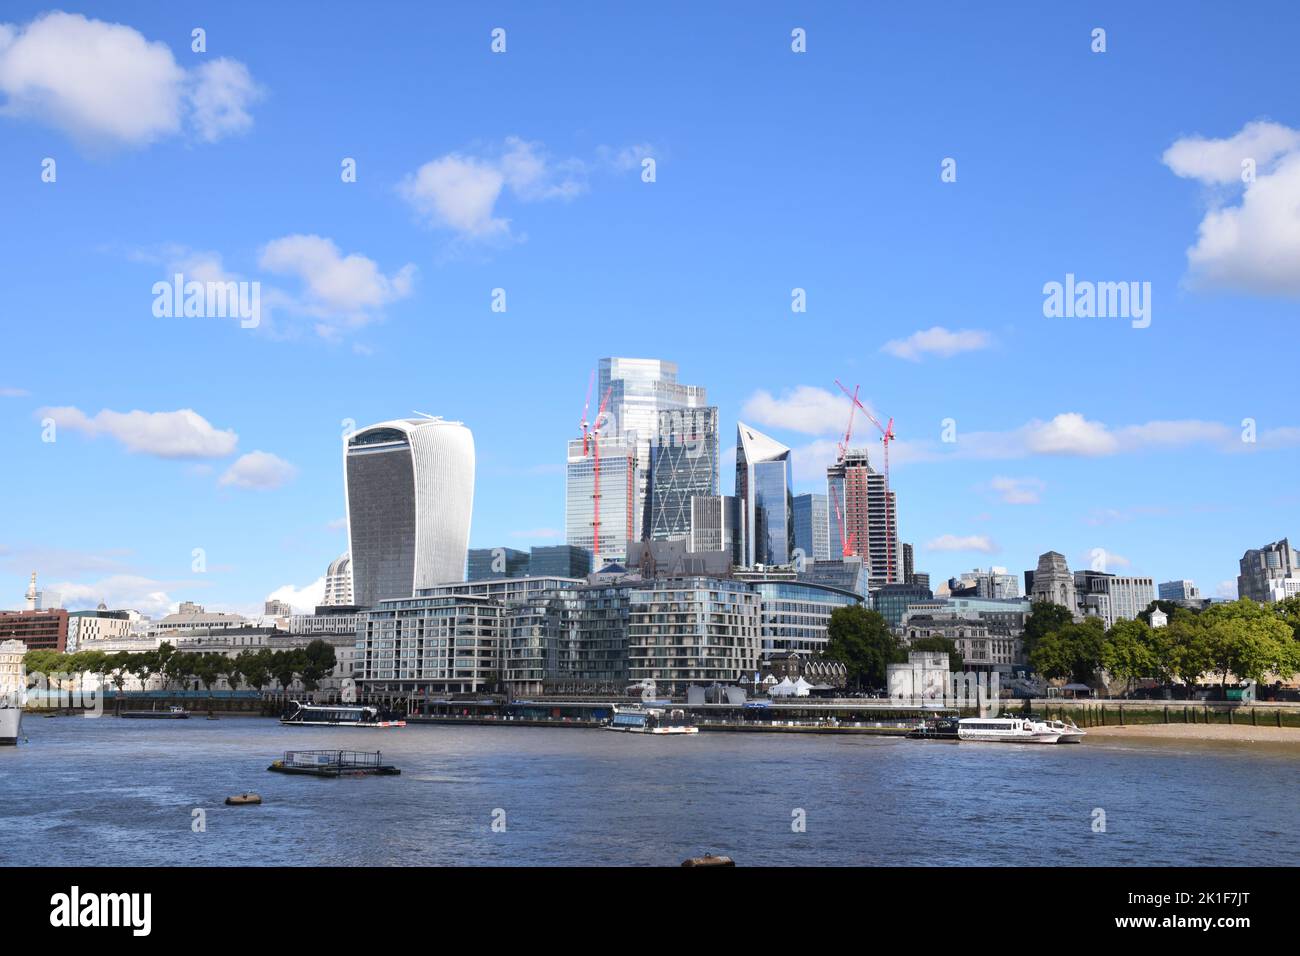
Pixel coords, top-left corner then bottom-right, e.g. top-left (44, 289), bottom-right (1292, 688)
top-left (605, 704), bottom-right (699, 735)
top-left (0, 704), bottom-right (21, 746)
top-left (957, 717), bottom-right (1060, 744)
top-left (280, 701), bottom-right (405, 728)
top-left (1045, 718), bottom-right (1086, 743)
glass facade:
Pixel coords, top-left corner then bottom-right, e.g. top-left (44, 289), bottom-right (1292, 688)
top-left (598, 358), bottom-right (707, 540)
top-left (750, 580), bottom-right (860, 656)
top-left (792, 492), bottom-right (831, 561)
top-left (346, 432), bottom-right (417, 606)
top-left (529, 545), bottom-right (592, 578)
top-left (467, 547), bottom-right (529, 581)
top-left (736, 423), bottom-right (794, 567)
top-left (648, 406), bottom-right (719, 541)
top-left (565, 434), bottom-right (638, 567)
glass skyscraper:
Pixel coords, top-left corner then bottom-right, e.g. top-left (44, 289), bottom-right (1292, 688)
top-left (597, 358), bottom-right (706, 540)
top-left (735, 422), bottom-right (794, 567)
top-left (565, 433), bottom-right (638, 568)
top-left (792, 492), bottom-right (831, 561)
top-left (647, 405), bottom-right (719, 541)
top-left (344, 417), bottom-right (475, 607)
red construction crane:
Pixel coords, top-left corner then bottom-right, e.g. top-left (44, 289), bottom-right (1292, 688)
top-left (578, 372), bottom-right (614, 567)
top-left (835, 381), bottom-right (897, 582)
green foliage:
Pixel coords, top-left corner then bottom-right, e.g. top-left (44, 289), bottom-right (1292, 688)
top-left (299, 640), bottom-right (338, 691)
top-left (1029, 616), bottom-right (1105, 683)
top-left (824, 605), bottom-right (906, 690)
top-left (1023, 602), bottom-right (1074, 656)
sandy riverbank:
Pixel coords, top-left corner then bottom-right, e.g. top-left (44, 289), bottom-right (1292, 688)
top-left (1085, 723), bottom-right (1300, 744)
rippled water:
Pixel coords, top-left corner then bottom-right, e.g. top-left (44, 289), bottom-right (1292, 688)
top-left (1, 716), bottom-right (1296, 866)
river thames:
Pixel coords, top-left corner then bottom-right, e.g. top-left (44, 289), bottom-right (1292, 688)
top-left (1, 717), bottom-right (1296, 866)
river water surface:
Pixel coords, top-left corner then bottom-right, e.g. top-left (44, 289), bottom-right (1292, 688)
top-left (1, 716), bottom-right (1296, 866)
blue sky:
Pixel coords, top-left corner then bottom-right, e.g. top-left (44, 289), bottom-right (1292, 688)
top-left (1, 1), bottom-right (1298, 616)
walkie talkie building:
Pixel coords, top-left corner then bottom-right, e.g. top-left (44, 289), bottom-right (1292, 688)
top-left (344, 417), bottom-right (475, 607)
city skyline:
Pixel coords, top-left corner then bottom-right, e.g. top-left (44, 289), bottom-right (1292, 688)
top-left (3, 4), bottom-right (1300, 616)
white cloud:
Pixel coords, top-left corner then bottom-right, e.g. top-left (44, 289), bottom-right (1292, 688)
top-left (189, 58), bottom-right (261, 142)
top-left (400, 153), bottom-right (509, 238)
top-left (259, 234), bottom-right (415, 321)
top-left (1162, 120), bottom-right (1300, 185)
top-left (742, 385), bottom-right (858, 436)
top-left (881, 326), bottom-right (991, 361)
top-left (1022, 413), bottom-right (1119, 456)
top-left (988, 476), bottom-right (1044, 505)
top-left (219, 451), bottom-right (297, 490)
top-left (38, 406), bottom-right (238, 458)
top-left (926, 534), bottom-right (997, 554)
top-left (1080, 549), bottom-right (1132, 571)
top-left (1216, 579), bottom-right (1238, 599)
top-left (266, 577), bottom-right (325, 614)
top-left (399, 137), bottom-right (639, 240)
top-left (49, 574), bottom-right (195, 618)
top-left (0, 12), bottom-right (257, 147)
top-left (0, 386), bottom-right (29, 397)
top-left (1163, 120), bottom-right (1300, 295)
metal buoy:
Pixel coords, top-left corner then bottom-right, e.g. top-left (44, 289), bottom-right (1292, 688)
top-left (682, 854), bottom-right (735, 867)
top-left (225, 793), bottom-right (262, 806)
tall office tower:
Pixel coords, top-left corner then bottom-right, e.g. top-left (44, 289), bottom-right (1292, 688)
top-left (344, 417), bottom-right (476, 607)
top-left (1238, 539), bottom-right (1300, 603)
top-left (1029, 551), bottom-right (1077, 614)
top-left (322, 552), bottom-right (354, 606)
top-left (1075, 571), bottom-right (1156, 628)
top-left (1158, 579), bottom-right (1201, 603)
top-left (689, 495), bottom-right (742, 562)
top-left (647, 406), bottom-right (719, 541)
top-left (597, 357), bottom-right (707, 540)
top-left (826, 448), bottom-right (897, 588)
top-left (736, 423), bottom-right (794, 566)
top-left (566, 433), bottom-right (638, 567)
top-left (467, 547), bottom-right (530, 581)
top-left (902, 543), bottom-right (915, 584)
top-left (792, 493), bottom-right (831, 561)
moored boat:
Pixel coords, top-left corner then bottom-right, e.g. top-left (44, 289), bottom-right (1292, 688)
top-left (280, 700), bottom-right (405, 728)
top-left (605, 704), bottom-right (698, 735)
top-left (957, 717), bottom-right (1060, 744)
top-left (1046, 718), bottom-right (1086, 743)
top-left (120, 705), bottom-right (190, 719)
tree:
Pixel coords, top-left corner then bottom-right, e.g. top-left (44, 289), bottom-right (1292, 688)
top-left (271, 650), bottom-right (306, 697)
top-left (908, 635), bottom-right (964, 672)
top-left (219, 656), bottom-right (243, 693)
top-left (155, 643), bottom-right (176, 685)
top-left (107, 651), bottom-right (132, 693)
top-left (193, 654), bottom-right (227, 693)
top-left (132, 650), bottom-right (158, 692)
top-left (299, 640), bottom-right (338, 691)
top-left (1022, 602), bottom-right (1074, 656)
top-left (238, 650), bottom-right (270, 693)
top-left (824, 605), bottom-right (906, 691)
top-left (1102, 619), bottom-right (1155, 695)
top-left (1029, 617), bottom-right (1105, 684)
top-left (1201, 599), bottom-right (1300, 687)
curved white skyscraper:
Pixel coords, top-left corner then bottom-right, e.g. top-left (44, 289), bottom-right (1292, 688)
top-left (344, 417), bottom-right (475, 607)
